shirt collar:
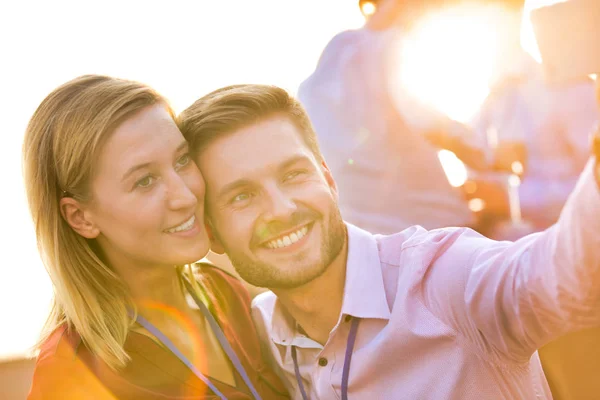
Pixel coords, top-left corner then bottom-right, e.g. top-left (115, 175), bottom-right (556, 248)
top-left (340, 223), bottom-right (391, 321)
top-left (270, 298), bottom-right (323, 349)
top-left (268, 222), bottom-right (391, 347)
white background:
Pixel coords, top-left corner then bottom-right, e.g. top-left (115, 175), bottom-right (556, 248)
top-left (0, 0), bottom-right (559, 358)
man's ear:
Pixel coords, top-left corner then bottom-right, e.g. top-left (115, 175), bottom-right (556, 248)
top-left (59, 197), bottom-right (100, 239)
top-left (205, 220), bottom-right (225, 254)
top-left (321, 160), bottom-right (339, 199)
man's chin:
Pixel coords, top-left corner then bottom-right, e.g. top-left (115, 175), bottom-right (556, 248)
top-left (237, 261), bottom-right (327, 290)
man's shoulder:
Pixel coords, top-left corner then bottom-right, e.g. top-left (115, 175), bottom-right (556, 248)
top-left (375, 225), bottom-right (474, 266)
top-left (374, 225), bottom-right (429, 259)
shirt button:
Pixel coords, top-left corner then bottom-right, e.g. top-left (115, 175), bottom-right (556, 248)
top-left (344, 315), bottom-right (352, 322)
top-left (318, 357), bottom-right (328, 367)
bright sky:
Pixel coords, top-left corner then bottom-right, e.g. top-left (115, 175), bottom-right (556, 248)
top-left (0, 0), bottom-right (364, 359)
top-left (0, 0), bottom-right (561, 359)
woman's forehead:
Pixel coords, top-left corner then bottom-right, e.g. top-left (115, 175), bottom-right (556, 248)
top-left (96, 105), bottom-right (184, 174)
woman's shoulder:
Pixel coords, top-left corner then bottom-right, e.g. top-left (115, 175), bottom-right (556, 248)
top-left (193, 262), bottom-right (252, 309)
top-left (28, 325), bottom-right (115, 399)
top-left (36, 324), bottom-right (82, 364)
top-left (195, 261), bottom-right (241, 282)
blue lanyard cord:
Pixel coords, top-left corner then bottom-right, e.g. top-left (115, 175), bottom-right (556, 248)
top-left (132, 312), bottom-right (228, 400)
top-left (291, 347), bottom-right (309, 400)
top-left (341, 317), bottom-right (359, 400)
top-left (292, 318), bottom-right (360, 400)
top-left (128, 278), bottom-right (263, 400)
top-left (182, 278), bottom-right (263, 400)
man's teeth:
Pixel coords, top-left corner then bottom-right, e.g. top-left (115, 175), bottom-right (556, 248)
top-left (266, 226), bottom-right (309, 249)
top-left (166, 215), bottom-right (195, 233)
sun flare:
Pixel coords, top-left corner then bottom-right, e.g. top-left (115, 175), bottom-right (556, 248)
top-left (396, 5), bottom-right (521, 124)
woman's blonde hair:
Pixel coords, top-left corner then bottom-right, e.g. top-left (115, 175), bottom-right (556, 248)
top-left (23, 74), bottom-right (175, 369)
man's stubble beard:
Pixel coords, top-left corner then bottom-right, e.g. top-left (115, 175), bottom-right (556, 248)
top-left (214, 206), bottom-right (346, 289)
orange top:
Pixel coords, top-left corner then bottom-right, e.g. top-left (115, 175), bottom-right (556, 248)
top-left (28, 263), bottom-right (289, 399)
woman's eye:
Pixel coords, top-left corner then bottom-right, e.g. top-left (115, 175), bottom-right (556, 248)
top-left (135, 176), bottom-right (155, 189)
top-left (176, 153), bottom-right (191, 170)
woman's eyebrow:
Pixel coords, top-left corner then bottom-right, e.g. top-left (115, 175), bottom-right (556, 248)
top-left (122, 141), bottom-right (189, 182)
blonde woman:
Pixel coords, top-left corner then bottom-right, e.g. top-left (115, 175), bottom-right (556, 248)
top-left (23, 75), bottom-right (288, 399)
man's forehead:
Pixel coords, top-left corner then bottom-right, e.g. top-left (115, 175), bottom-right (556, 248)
top-left (198, 117), bottom-right (316, 182)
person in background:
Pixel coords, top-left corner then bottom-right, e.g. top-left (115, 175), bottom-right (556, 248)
top-left (296, 0), bottom-right (493, 234)
top-left (471, 40), bottom-right (599, 232)
top-left (24, 75), bottom-right (288, 399)
top-left (180, 83), bottom-right (600, 399)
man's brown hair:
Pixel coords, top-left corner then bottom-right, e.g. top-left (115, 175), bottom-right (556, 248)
top-left (178, 84), bottom-right (324, 162)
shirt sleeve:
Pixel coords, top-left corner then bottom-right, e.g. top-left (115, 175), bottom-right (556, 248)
top-left (417, 160), bottom-right (600, 364)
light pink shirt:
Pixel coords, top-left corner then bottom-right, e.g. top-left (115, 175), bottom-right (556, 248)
top-left (252, 160), bottom-right (600, 399)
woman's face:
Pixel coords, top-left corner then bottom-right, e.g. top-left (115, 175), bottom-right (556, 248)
top-left (84, 104), bottom-right (209, 270)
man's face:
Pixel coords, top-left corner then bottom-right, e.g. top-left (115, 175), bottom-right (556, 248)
top-left (196, 115), bottom-right (346, 289)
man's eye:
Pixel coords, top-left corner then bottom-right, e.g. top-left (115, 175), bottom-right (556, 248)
top-left (232, 193), bottom-right (251, 203)
top-left (176, 153), bottom-right (191, 170)
top-left (135, 176), bottom-right (155, 188)
top-left (284, 170), bottom-right (306, 181)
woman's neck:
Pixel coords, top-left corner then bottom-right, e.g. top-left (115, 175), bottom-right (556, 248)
top-left (116, 262), bottom-right (190, 317)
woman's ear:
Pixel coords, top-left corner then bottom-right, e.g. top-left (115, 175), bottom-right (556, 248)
top-left (60, 197), bottom-right (100, 239)
top-left (205, 220), bottom-right (225, 254)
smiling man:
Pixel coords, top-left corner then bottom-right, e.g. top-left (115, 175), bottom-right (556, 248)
top-left (178, 84), bottom-right (600, 399)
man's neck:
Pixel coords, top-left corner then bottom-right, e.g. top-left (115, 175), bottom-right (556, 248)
top-left (273, 240), bottom-right (348, 345)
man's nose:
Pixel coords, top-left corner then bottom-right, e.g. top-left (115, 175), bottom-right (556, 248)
top-left (262, 185), bottom-right (297, 222)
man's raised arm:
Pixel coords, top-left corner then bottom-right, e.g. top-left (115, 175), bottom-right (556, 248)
top-left (415, 152), bottom-right (600, 364)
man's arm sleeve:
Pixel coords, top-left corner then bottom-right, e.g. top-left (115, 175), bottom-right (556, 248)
top-left (420, 160), bottom-right (600, 363)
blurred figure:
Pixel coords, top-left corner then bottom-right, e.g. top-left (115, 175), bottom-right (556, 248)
top-left (298, 0), bottom-right (490, 234)
top-left (471, 18), bottom-right (599, 231)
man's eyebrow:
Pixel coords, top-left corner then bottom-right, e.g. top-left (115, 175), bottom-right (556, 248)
top-left (121, 140), bottom-right (189, 182)
top-left (277, 155), bottom-right (312, 171)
